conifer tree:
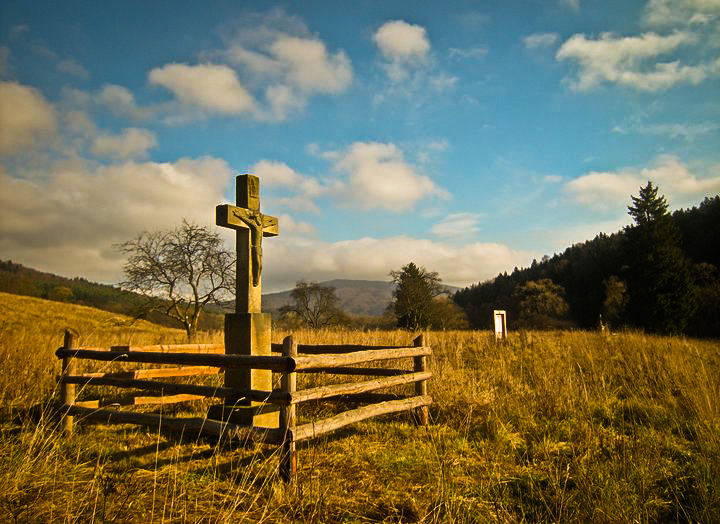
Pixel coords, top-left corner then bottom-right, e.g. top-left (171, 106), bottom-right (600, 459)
top-left (390, 262), bottom-right (441, 330)
top-left (625, 182), bottom-right (695, 334)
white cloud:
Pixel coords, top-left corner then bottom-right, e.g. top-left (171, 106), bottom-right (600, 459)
top-left (449, 47), bottom-right (488, 60)
top-left (149, 63), bottom-right (256, 115)
top-left (565, 155), bottom-right (720, 211)
top-left (250, 159), bottom-right (327, 212)
top-left (643, 0), bottom-right (720, 27)
top-left (556, 31), bottom-right (719, 91)
top-left (430, 213), bottom-right (483, 238)
top-left (221, 14), bottom-right (353, 121)
top-left (371, 20), bottom-right (456, 97)
top-left (373, 20), bottom-right (430, 62)
top-left (0, 156), bottom-right (232, 282)
top-left (57, 58), bottom-right (89, 79)
top-left (0, 81), bottom-right (57, 154)
top-left (97, 84), bottom-right (152, 120)
top-left (269, 36), bottom-right (352, 94)
top-left (332, 141), bottom-right (449, 211)
top-left (264, 235), bottom-right (533, 291)
top-left (91, 128), bottom-right (157, 159)
top-left (561, 0), bottom-right (581, 11)
top-left (612, 121), bottom-right (719, 139)
top-left (523, 32), bottom-right (560, 49)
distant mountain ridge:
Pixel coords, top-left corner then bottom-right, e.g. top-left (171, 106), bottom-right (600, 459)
top-left (263, 279), bottom-right (461, 316)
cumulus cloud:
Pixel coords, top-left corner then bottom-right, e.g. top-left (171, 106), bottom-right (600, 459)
top-left (0, 156), bottom-right (232, 282)
top-left (250, 159), bottom-right (327, 212)
top-left (0, 81), bottom-right (57, 154)
top-left (264, 235), bottom-right (533, 291)
top-left (371, 19), bottom-right (457, 97)
top-left (430, 213), bottom-right (483, 238)
top-left (220, 12), bottom-right (352, 121)
top-left (373, 20), bottom-right (430, 62)
top-left (523, 32), bottom-right (560, 49)
top-left (564, 155), bottom-right (720, 211)
top-left (91, 128), bottom-right (157, 159)
top-left (149, 63), bottom-right (256, 115)
top-left (268, 36), bottom-right (352, 94)
top-left (643, 0), bottom-right (720, 27)
top-left (57, 58), bottom-right (89, 79)
top-left (556, 31), bottom-right (719, 91)
top-left (332, 141), bottom-right (449, 211)
top-left (97, 84), bottom-right (152, 120)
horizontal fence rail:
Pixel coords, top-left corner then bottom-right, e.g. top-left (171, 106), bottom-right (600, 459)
top-left (56, 330), bottom-right (432, 482)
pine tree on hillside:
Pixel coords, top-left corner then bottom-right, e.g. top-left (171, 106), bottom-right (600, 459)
top-left (625, 182), bottom-right (695, 334)
top-left (390, 262), bottom-right (441, 330)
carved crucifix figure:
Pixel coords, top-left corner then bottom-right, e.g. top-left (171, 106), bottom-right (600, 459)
top-left (216, 174), bottom-right (278, 313)
top-left (233, 209), bottom-right (264, 287)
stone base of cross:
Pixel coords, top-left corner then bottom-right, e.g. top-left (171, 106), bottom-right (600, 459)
top-left (207, 174), bottom-right (279, 428)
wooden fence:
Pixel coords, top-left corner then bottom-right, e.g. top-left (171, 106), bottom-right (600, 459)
top-left (56, 330), bottom-right (432, 480)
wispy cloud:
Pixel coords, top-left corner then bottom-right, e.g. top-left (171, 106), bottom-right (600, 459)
top-left (556, 31), bottom-right (719, 91)
top-left (565, 155), bottom-right (720, 211)
top-left (523, 32), bottom-right (560, 49)
top-left (612, 121), bottom-right (719, 140)
top-left (430, 213), bottom-right (483, 238)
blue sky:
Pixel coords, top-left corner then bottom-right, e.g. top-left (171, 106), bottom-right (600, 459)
top-left (1, 0), bottom-right (719, 292)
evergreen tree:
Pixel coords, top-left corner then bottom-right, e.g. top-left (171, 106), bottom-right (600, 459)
top-left (390, 262), bottom-right (441, 330)
top-left (625, 182), bottom-right (695, 334)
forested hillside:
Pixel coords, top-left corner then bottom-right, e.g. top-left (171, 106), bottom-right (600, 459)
top-left (455, 195), bottom-right (720, 336)
top-left (0, 260), bottom-right (225, 331)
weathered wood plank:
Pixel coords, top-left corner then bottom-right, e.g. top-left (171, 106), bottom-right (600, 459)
top-left (110, 344), bottom-right (225, 353)
top-left (60, 329), bottom-right (78, 435)
top-left (293, 395), bottom-right (433, 441)
top-left (56, 347), bottom-right (293, 372)
top-left (293, 346), bottom-right (431, 370)
top-left (69, 366), bottom-right (221, 380)
top-left (64, 405), bottom-right (285, 444)
top-left (59, 375), bottom-right (289, 404)
top-left (75, 394), bottom-right (206, 409)
top-left (279, 335), bottom-right (297, 482)
top-left (133, 394), bottom-right (205, 406)
top-left (270, 343), bottom-right (411, 354)
top-left (296, 366), bottom-right (408, 376)
top-left (291, 372), bottom-right (432, 404)
top-left (414, 334), bottom-right (430, 426)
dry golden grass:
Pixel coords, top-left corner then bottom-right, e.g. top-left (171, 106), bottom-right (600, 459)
top-left (1, 294), bottom-right (719, 522)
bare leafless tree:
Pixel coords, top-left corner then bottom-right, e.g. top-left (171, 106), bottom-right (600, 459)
top-left (280, 281), bottom-right (345, 329)
top-left (117, 219), bottom-right (235, 339)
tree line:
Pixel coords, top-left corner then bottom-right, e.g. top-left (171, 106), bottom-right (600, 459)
top-left (455, 185), bottom-right (720, 336)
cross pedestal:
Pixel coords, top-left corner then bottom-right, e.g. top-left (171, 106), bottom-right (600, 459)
top-left (210, 174), bottom-right (279, 428)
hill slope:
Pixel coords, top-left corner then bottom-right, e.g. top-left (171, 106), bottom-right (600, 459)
top-left (263, 279), bottom-right (461, 316)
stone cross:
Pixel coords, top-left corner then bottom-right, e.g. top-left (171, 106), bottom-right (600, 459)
top-left (216, 174), bottom-right (278, 313)
top-left (213, 174), bottom-right (279, 427)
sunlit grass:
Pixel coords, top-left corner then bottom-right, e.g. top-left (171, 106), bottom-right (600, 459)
top-left (1, 293), bottom-right (719, 522)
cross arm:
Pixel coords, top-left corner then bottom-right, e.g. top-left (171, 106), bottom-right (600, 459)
top-left (216, 204), bottom-right (279, 237)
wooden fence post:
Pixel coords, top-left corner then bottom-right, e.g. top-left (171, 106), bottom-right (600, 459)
top-left (60, 328), bottom-right (78, 435)
top-left (413, 334), bottom-right (429, 426)
top-left (279, 335), bottom-right (297, 481)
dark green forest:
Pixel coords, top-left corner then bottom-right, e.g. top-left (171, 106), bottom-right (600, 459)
top-left (454, 194), bottom-right (720, 337)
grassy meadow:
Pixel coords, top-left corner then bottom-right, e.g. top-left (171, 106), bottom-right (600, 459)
top-left (1, 291), bottom-right (719, 522)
